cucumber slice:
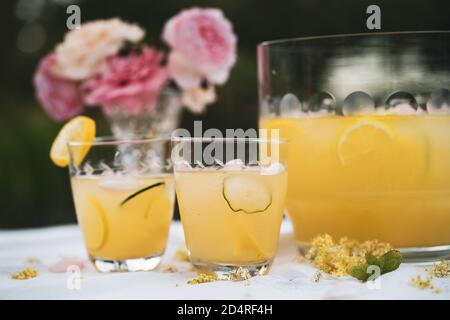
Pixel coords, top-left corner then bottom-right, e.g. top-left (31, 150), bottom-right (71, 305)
top-left (120, 182), bottom-right (164, 206)
top-left (223, 175), bottom-right (272, 214)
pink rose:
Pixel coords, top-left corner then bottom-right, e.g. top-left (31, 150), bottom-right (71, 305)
top-left (82, 47), bottom-right (168, 115)
top-left (163, 8), bottom-right (237, 89)
top-left (33, 53), bottom-right (84, 121)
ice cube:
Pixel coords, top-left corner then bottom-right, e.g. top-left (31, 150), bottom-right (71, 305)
top-left (342, 91), bottom-right (375, 116)
top-left (416, 107), bottom-right (427, 115)
top-left (261, 162), bottom-right (285, 175)
top-left (375, 107), bottom-right (389, 115)
top-left (392, 103), bottom-right (418, 115)
top-left (99, 162), bottom-right (114, 176)
top-left (195, 161), bottom-right (205, 168)
top-left (279, 93), bottom-right (303, 116)
top-left (415, 92), bottom-right (429, 112)
top-left (165, 159), bottom-right (173, 171)
top-left (83, 163), bottom-right (94, 176)
top-left (223, 159), bottom-right (245, 171)
top-left (98, 175), bottom-right (141, 190)
top-left (174, 160), bottom-right (192, 171)
top-left (145, 155), bottom-right (164, 173)
top-left (385, 91), bottom-right (418, 115)
top-left (427, 88), bottom-right (450, 115)
top-left (308, 91), bottom-right (336, 113)
top-left (308, 109), bottom-right (334, 118)
top-left (121, 149), bottom-right (142, 170)
top-left (214, 158), bottom-right (225, 167)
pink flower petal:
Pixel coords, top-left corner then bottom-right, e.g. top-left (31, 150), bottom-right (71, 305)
top-left (33, 53), bottom-right (84, 121)
top-left (168, 52), bottom-right (202, 89)
top-left (49, 256), bottom-right (85, 273)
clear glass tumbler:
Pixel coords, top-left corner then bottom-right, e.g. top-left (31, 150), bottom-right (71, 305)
top-left (258, 31), bottom-right (450, 262)
top-left (172, 137), bottom-right (288, 276)
top-left (68, 137), bottom-right (174, 272)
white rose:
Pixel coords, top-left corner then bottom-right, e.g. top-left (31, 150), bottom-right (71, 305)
top-left (52, 18), bottom-right (144, 80)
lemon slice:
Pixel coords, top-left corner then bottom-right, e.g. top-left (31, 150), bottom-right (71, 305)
top-left (84, 196), bottom-right (108, 251)
top-left (336, 117), bottom-right (428, 189)
top-left (50, 116), bottom-right (96, 167)
top-left (223, 175), bottom-right (272, 214)
top-left (337, 119), bottom-right (395, 166)
top-left (232, 221), bottom-right (267, 260)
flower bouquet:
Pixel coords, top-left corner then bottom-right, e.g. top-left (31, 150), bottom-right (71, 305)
top-left (33, 8), bottom-right (237, 138)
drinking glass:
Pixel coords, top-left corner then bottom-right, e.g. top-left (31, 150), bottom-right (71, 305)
top-left (172, 137), bottom-right (288, 276)
top-left (258, 31), bottom-right (450, 262)
top-left (68, 137), bottom-right (174, 272)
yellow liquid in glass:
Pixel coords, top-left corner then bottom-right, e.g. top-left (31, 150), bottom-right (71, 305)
top-left (175, 169), bottom-right (287, 265)
top-left (261, 115), bottom-right (450, 248)
top-left (71, 175), bottom-right (174, 260)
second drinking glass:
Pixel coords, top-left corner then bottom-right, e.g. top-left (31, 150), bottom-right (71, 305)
top-left (172, 137), bottom-right (288, 276)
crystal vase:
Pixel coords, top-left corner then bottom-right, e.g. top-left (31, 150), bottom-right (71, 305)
top-left (105, 89), bottom-right (182, 139)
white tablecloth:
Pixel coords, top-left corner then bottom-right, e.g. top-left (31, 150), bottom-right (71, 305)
top-left (0, 221), bottom-right (449, 300)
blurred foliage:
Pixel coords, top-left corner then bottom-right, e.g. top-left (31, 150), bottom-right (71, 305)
top-left (0, 0), bottom-right (448, 228)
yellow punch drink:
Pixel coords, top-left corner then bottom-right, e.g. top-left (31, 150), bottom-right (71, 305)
top-left (172, 137), bottom-right (288, 277)
top-left (50, 118), bottom-right (174, 272)
top-left (262, 114), bottom-right (450, 249)
top-left (71, 174), bottom-right (174, 263)
top-left (176, 168), bottom-right (287, 265)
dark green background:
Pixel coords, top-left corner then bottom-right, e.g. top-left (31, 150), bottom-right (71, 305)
top-left (0, 0), bottom-right (448, 228)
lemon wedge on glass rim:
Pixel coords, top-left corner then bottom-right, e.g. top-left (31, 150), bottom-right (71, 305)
top-left (50, 116), bottom-right (96, 167)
